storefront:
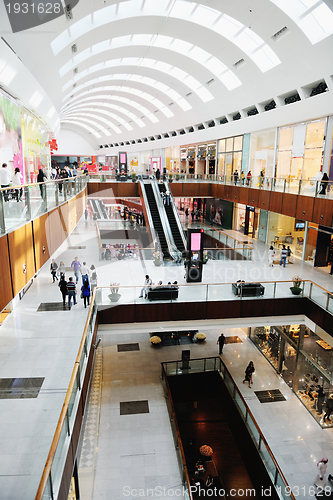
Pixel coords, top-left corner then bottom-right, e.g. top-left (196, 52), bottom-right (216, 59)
top-left (249, 324), bottom-right (333, 427)
top-left (217, 135), bottom-right (243, 179)
top-left (233, 203), bottom-right (260, 238)
top-left (249, 129), bottom-right (276, 179)
top-left (305, 224), bottom-right (333, 271)
top-left (267, 212), bottom-right (305, 260)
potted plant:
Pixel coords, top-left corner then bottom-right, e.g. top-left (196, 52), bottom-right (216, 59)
top-left (290, 276), bottom-right (303, 295)
top-left (153, 250), bottom-right (163, 266)
top-left (195, 332), bottom-right (207, 343)
top-left (132, 172), bottom-right (136, 182)
top-left (168, 173), bottom-right (173, 183)
top-left (175, 173), bottom-right (179, 181)
top-left (203, 250), bottom-right (209, 264)
top-left (150, 335), bottom-right (162, 346)
top-left (108, 282), bottom-right (121, 302)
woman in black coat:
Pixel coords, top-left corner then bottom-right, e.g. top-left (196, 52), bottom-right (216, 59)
top-left (58, 276), bottom-right (68, 306)
top-left (243, 361), bottom-right (255, 388)
top-left (37, 168), bottom-right (47, 198)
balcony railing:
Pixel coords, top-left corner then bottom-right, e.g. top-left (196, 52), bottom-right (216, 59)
top-left (0, 175), bottom-right (87, 235)
top-left (87, 172), bottom-right (331, 199)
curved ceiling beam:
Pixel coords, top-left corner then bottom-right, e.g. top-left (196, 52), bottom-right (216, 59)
top-left (51, 0), bottom-right (281, 73)
top-left (61, 112), bottom-right (123, 134)
top-left (63, 82), bottom-right (174, 118)
top-left (61, 120), bottom-right (101, 138)
top-left (62, 107), bottom-right (133, 131)
top-left (270, 0), bottom-right (333, 44)
top-left (60, 34), bottom-right (241, 91)
top-left (61, 98), bottom-right (146, 128)
top-left (62, 72), bottom-right (190, 111)
top-left (61, 116), bottom-right (111, 136)
top-left (60, 57), bottom-right (214, 103)
top-left (62, 90), bottom-right (159, 123)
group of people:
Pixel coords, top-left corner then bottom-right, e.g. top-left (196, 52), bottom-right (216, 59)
top-left (268, 244), bottom-right (292, 267)
top-left (0, 163), bottom-right (23, 202)
top-left (138, 275), bottom-right (178, 298)
top-left (50, 256), bottom-right (97, 308)
top-left (101, 243), bottom-right (139, 261)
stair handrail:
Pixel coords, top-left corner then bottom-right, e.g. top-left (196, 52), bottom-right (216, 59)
top-left (139, 179), bottom-right (160, 255)
top-left (150, 179), bottom-right (182, 262)
top-left (163, 179), bottom-right (187, 251)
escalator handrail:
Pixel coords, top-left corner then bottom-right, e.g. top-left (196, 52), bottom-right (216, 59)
top-left (139, 179), bottom-right (160, 254)
top-left (163, 180), bottom-right (187, 251)
top-left (151, 179), bottom-right (182, 262)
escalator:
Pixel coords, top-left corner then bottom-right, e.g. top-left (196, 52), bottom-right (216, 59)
top-left (96, 199), bottom-right (108, 219)
top-left (158, 183), bottom-right (185, 253)
top-left (144, 183), bottom-right (169, 258)
top-left (89, 199), bottom-right (102, 219)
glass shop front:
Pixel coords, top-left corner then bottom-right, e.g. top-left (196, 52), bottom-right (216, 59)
top-left (249, 324), bottom-right (333, 427)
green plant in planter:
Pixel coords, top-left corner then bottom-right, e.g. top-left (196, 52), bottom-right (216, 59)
top-left (195, 332), bottom-right (207, 342)
top-left (150, 335), bottom-right (162, 345)
top-left (131, 172), bottom-right (136, 182)
top-left (175, 174), bottom-right (179, 181)
top-left (290, 275), bottom-right (303, 295)
top-left (168, 174), bottom-right (173, 182)
top-left (153, 250), bottom-right (163, 266)
top-left (109, 282), bottom-right (121, 302)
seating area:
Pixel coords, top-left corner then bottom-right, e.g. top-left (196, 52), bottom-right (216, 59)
top-left (147, 286), bottom-right (179, 300)
top-left (232, 282), bottom-right (265, 297)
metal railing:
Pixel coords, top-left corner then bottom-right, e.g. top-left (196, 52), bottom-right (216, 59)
top-left (87, 172), bottom-right (332, 199)
top-left (0, 175), bottom-right (87, 235)
top-left (161, 357), bottom-right (296, 500)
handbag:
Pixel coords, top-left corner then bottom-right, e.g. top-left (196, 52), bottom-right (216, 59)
top-left (80, 291), bottom-right (83, 298)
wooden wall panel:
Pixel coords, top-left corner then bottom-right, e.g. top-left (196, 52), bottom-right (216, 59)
top-left (238, 186), bottom-right (249, 206)
top-left (171, 301), bottom-right (207, 321)
top-left (170, 183), bottom-right (183, 197)
top-left (118, 183), bottom-right (138, 197)
top-left (87, 182), bottom-right (118, 197)
top-left (59, 203), bottom-right (70, 241)
top-left (199, 183), bottom-right (211, 197)
top-left (281, 193), bottom-right (297, 218)
top-left (258, 190), bottom-right (270, 211)
top-left (0, 235), bottom-right (13, 311)
top-left (8, 223), bottom-right (35, 296)
top-left (32, 213), bottom-right (51, 271)
top-left (240, 298), bottom-right (274, 318)
top-left (48, 207), bottom-right (62, 255)
top-left (211, 183), bottom-right (218, 198)
top-left (312, 198), bottom-right (333, 226)
top-left (98, 304), bottom-right (135, 324)
top-left (247, 189), bottom-right (259, 207)
top-left (223, 185), bottom-right (233, 202)
top-left (269, 192), bottom-right (283, 215)
top-left (183, 183), bottom-right (199, 197)
top-left (135, 303), bottom-right (172, 323)
top-left (296, 195), bottom-right (314, 221)
top-left (206, 300), bottom-right (241, 319)
top-left (58, 436), bottom-right (74, 500)
top-left (216, 184), bottom-right (225, 201)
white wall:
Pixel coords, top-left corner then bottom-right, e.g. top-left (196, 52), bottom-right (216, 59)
top-left (56, 128), bottom-right (97, 156)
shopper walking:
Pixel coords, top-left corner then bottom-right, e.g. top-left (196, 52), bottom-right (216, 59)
top-left (71, 257), bottom-right (81, 284)
top-left (50, 259), bottom-right (58, 282)
top-left (217, 333), bottom-right (225, 355)
top-left (0, 163), bottom-right (11, 201)
top-left (314, 458), bottom-right (328, 488)
top-left (12, 167), bottom-right (23, 201)
top-left (90, 265), bottom-right (98, 294)
top-left (81, 279), bottom-right (91, 308)
top-left (317, 386), bottom-right (326, 415)
top-left (66, 277), bottom-right (77, 307)
top-left (279, 245), bottom-right (288, 268)
top-left (268, 246), bottom-right (275, 267)
top-left (80, 261), bottom-right (89, 284)
top-left (243, 361), bottom-right (255, 388)
top-left (58, 261), bottom-right (66, 279)
top-left (58, 275), bottom-right (68, 306)
top-left (324, 394), bottom-right (333, 422)
top-left (37, 168), bottom-right (47, 198)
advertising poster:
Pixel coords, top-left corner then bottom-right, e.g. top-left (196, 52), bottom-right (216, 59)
top-left (0, 92), bottom-right (23, 177)
top-left (22, 109), bottom-right (50, 183)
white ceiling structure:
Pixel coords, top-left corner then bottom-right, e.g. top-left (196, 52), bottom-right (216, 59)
top-left (0, 0), bottom-right (333, 152)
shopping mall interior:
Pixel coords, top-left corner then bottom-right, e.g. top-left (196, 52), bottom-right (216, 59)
top-left (0, 1), bottom-right (333, 500)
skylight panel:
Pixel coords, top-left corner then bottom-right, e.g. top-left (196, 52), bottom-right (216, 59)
top-left (169, 39), bottom-right (193, 53)
top-left (196, 87), bottom-right (214, 103)
top-left (219, 70), bottom-right (242, 90)
top-left (184, 75), bottom-right (201, 90)
top-left (30, 91), bottom-right (43, 108)
top-left (0, 63), bottom-right (17, 86)
top-left (48, 107), bottom-right (56, 119)
top-left (191, 5), bottom-right (220, 25)
top-left (205, 57), bottom-right (227, 75)
top-left (171, 0), bottom-right (195, 18)
top-left (92, 4), bottom-right (117, 29)
top-left (62, 120), bottom-right (101, 138)
top-left (67, 112), bottom-right (121, 133)
top-left (140, 0), bottom-right (169, 15)
top-left (153, 61), bottom-right (173, 73)
top-left (131, 34), bottom-right (153, 46)
top-left (251, 45), bottom-right (281, 72)
top-left (170, 68), bottom-right (188, 80)
top-left (153, 35), bottom-right (172, 49)
top-left (189, 46), bottom-right (210, 64)
top-left (176, 98), bottom-right (192, 111)
top-left (298, 4), bottom-right (333, 43)
top-left (214, 14), bottom-right (243, 39)
top-left (235, 28), bottom-right (263, 54)
top-left (92, 40), bottom-right (110, 54)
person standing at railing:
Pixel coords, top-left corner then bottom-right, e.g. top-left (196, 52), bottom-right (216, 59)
top-left (241, 171), bottom-right (245, 185)
top-left (233, 169), bottom-right (239, 185)
top-left (37, 168), bottom-right (47, 198)
top-left (319, 172), bottom-right (329, 195)
top-left (12, 167), bottom-right (22, 202)
top-left (0, 163), bottom-right (12, 202)
top-left (246, 171), bottom-right (252, 186)
top-left (259, 170), bottom-right (264, 187)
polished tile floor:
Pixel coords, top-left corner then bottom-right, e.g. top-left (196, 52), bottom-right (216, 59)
top-left (0, 213), bottom-right (332, 500)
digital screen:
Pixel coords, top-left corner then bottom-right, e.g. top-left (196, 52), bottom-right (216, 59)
top-left (192, 252), bottom-right (199, 261)
top-left (191, 232), bottom-right (201, 251)
top-left (120, 153), bottom-right (126, 164)
top-left (295, 222), bottom-right (305, 230)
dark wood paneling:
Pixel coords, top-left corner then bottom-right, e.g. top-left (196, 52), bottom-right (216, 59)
top-left (216, 184), bottom-right (225, 201)
top-left (8, 223), bottom-right (35, 296)
top-left (238, 186), bottom-right (249, 206)
top-left (240, 298), bottom-right (274, 318)
top-left (88, 182), bottom-right (118, 197)
top-left (272, 297), bottom-right (305, 316)
top-left (312, 198), bottom-right (333, 226)
top-left (118, 183), bottom-right (138, 197)
top-left (58, 435), bottom-right (74, 500)
top-left (281, 193), bottom-right (297, 218)
top-left (296, 195), bottom-right (314, 221)
top-left (258, 190), bottom-right (270, 211)
top-left (170, 183), bottom-right (183, 197)
top-left (247, 189), bottom-right (259, 207)
top-left (223, 185), bottom-right (233, 202)
top-left (269, 192), bottom-right (283, 214)
top-left (98, 304), bottom-right (135, 324)
top-left (211, 183), bottom-right (218, 198)
top-left (0, 235), bottom-right (13, 311)
top-left (206, 300), bottom-right (241, 319)
top-left (135, 303), bottom-right (172, 323)
top-left (32, 213), bottom-right (51, 271)
top-left (70, 400), bottom-right (82, 461)
top-left (199, 183), bottom-right (211, 197)
top-left (183, 183), bottom-right (199, 197)
top-left (171, 301), bottom-right (207, 321)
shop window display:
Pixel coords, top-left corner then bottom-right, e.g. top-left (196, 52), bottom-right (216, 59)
top-left (249, 324), bottom-right (333, 428)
